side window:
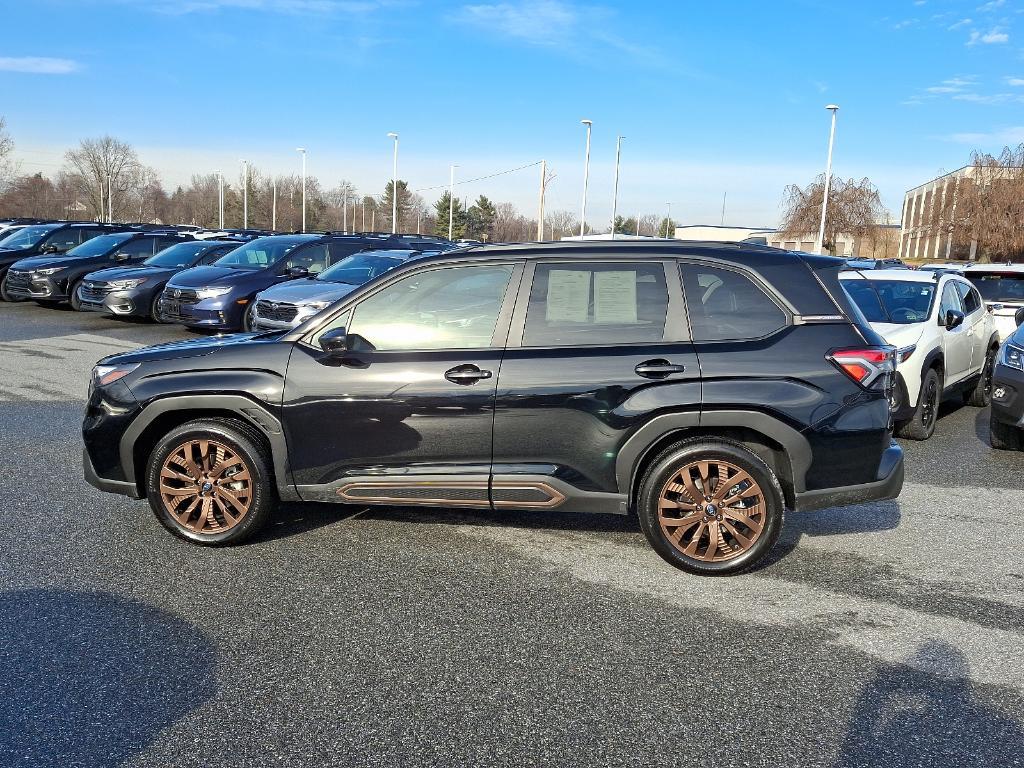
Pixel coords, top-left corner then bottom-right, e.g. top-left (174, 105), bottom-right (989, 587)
top-left (157, 236), bottom-right (182, 251)
top-left (346, 264), bottom-right (514, 351)
top-left (44, 228), bottom-right (82, 251)
top-left (680, 264), bottom-right (787, 342)
top-left (939, 282), bottom-right (963, 318)
top-left (326, 241), bottom-right (364, 265)
top-left (199, 247), bottom-right (229, 265)
top-left (283, 244), bottom-right (328, 273)
top-left (522, 262), bottom-right (668, 346)
top-left (954, 281), bottom-right (981, 314)
top-left (114, 238), bottom-right (156, 259)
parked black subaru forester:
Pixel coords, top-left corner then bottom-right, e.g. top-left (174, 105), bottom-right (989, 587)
top-left (83, 241), bottom-right (903, 575)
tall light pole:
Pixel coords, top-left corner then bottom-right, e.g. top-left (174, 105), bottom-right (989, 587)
top-left (448, 164), bottom-right (458, 240)
top-left (579, 119), bottom-right (592, 237)
top-left (107, 171), bottom-right (113, 223)
top-left (387, 132), bottom-right (399, 233)
top-left (272, 176), bottom-right (277, 231)
top-left (610, 135), bottom-right (624, 239)
top-left (816, 104), bottom-right (840, 255)
top-left (240, 159), bottom-right (248, 229)
top-left (664, 202), bottom-right (672, 238)
top-left (216, 171), bottom-right (224, 229)
top-left (295, 148), bottom-right (307, 233)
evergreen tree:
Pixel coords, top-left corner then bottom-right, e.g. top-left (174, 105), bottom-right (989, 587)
top-left (433, 191), bottom-right (468, 238)
top-left (613, 215), bottom-right (638, 235)
top-left (467, 194), bottom-right (497, 240)
top-left (381, 179), bottom-right (411, 232)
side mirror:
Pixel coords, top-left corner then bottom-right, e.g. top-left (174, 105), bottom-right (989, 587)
top-left (287, 266), bottom-right (309, 278)
top-left (945, 309), bottom-right (965, 331)
top-left (42, 244), bottom-right (60, 254)
top-left (114, 252), bottom-right (130, 261)
top-left (1016, 307), bottom-right (1024, 327)
top-left (318, 327), bottom-right (349, 354)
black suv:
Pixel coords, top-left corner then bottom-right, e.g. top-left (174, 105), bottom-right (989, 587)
top-left (0, 222), bottom-right (129, 301)
top-left (6, 230), bottom-right (194, 307)
top-left (83, 241), bottom-right (903, 575)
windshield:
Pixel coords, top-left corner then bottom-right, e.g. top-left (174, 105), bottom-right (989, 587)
top-left (213, 236), bottom-right (313, 271)
top-left (66, 233), bottom-right (134, 257)
top-left (144, 242), bottom-right (214, 269)
top-left (966, 273), bottom-right (1024, 303)
top-left (316, 252), bottom-right (405, 284)
top-left (0, 224), bottom-right (57, 249)
top-left (841, 279), bottom-right (936, 324)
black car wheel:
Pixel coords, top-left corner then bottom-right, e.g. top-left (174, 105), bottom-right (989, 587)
top-left (898, 367), bottom-right (940, 441)
top-left (242, 302), bottom-right (256, 332)
top-left (968, 347), bottom-right (997, 407)
top-left (69, 279), bottom-right (84, 311)
top-left (145, 418), bottom-right (276, 545)
top-left (150, 292), bottom-right (169, 323)
top-left (637, 439), bottom-right (785, 575)
top-left (0, 273), bottom-right (25, 302)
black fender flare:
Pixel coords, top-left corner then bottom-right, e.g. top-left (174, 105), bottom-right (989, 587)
top-left (615, 409), bottom-right (813, 495)
top-left (920, 347), bottom-right (944, 388)
top-left (118, 394), bottom-right (296, 500)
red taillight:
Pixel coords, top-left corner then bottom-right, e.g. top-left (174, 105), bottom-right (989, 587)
top-left (828, 347), bottom-right (895, 388)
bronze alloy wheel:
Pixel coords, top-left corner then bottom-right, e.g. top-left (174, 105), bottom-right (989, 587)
top-left (657, 459), bottom-right (766, 562)
top-left (158, 438), bottom-right (253, 535)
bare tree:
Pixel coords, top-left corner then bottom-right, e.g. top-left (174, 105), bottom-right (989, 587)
top-left (545, 209), bottom-right (577, 240)
top-left (0, 117), bottom-right (16, 192)
top-left (64, 136), bottom-right (142, 221)
top-left (780, 175), bottom-right (884, 256)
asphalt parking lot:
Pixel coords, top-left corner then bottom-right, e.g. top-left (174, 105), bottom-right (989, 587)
top-left (1, 300), bottom-right (1022, 767)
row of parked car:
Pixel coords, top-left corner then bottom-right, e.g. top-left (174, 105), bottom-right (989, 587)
top-left (0, 218), bottom-right (457, 332)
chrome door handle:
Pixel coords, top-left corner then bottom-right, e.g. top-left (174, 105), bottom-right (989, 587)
top-left (445, 365), bottom-right (493, 384)
top-left (635, 359), bottom-right (687, 379)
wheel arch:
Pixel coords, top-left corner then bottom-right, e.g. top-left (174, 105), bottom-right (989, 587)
top-left (120, 394), bottom-right (296, 501)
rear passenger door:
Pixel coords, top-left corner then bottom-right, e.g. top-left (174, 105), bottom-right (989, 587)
top-left (491, 259), bottom-right (700, 502)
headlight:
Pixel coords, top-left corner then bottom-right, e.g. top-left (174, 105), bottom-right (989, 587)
top-left (1002, 342), bottom-right (1024, 371)
top-left (896, 344), bottom-right (917, 365)
top-left (195, 286), bottom-right (232, 299)
top-left (110, 277), bottom-right (148, 289)
top-left (297, 300), bottom-right (331, 316)
top-left (32, 267), bottom-right (63, 276)
top-left (92, 362), bottom-right (140, 386)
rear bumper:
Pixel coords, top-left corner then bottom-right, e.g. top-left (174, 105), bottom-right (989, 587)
top-left (83, 448), bottom-right (142, 498)
top-left (793, 441), bottom-right (904, 512)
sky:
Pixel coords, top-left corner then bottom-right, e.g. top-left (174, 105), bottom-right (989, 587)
top-left (2, 0), bottom-right (1024, 228)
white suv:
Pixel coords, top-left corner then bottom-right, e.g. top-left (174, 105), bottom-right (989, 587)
top-left (962, 264), bottom-right (1024, 343)
top-left (841, 269), bottom-right (998, 440)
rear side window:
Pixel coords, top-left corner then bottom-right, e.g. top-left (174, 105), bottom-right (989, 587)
top-left (680, 264), bottom-right (786, 341)
top-left (115, 238), bottom-right (157, 258)
top-left (522, 262), bottom-right (668, 346)
top-left (43, 228), bottom-right (82, 250)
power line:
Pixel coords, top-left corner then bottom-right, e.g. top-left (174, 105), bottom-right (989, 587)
top-left (414, 160), bottom-right (543, 193)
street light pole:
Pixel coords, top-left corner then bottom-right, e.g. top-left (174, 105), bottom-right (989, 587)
top-left (448, 164), bottom-right (458, 240)
top-left (579, 119), bottom-right (592, 237)
top-left (611, 135), bottom-right (624, 239)
top-left (664, 202), bottom-right (672, 238)
top-left (296, 148), bottom-right (307, 233)
top-left (272, 177), bottom-right (277, 231)
top-left (816, 104), bottom-right (840, 255)
top-left (216, 171), bottom-right (224, 229)
top-left (240, 159), bottom-right (248, 229)
top-left (387, 132), bottom-right (399, 233)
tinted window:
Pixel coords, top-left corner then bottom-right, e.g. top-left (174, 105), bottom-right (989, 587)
top-left (327, 241), bottom-right (372, 264)
top-left (43, 228), bottom-right (84, 251)
top-left (840, 280), bottom-right (887, 323)
top-left (145, 241), bottom-right (209, 268)
top-left (0, 224), bottom-right (56, 248)
top-left (114, 237), bottom-right (157, 259)
top-left (954, 281), bottom-right (980, 314)
top-left (199, 245), bottom-right (234, 265)
top-left (523, 262), bottom-right (668, 346)
top-left (65, 233), bottom-right (133, 257)
top-left (347, 265), bottom-right (513, 350)
top-left (940, 282), bottom-right (962, 318)
top-left (213, 236), bottom-right (315, 270)
top-left (316, 252), bottom-right (404, 285)
top-left (681, 264), bottom-right (786, 341)
top-left (283, 243), bottom-right (328, 273)
top-left (967, 273), bottom-right (1024, 302)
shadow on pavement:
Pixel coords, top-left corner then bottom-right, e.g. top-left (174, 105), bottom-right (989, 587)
top-left (0, 588), bottom-right (216, 767)
top-left (835, 640), bottom-right (1024, 767)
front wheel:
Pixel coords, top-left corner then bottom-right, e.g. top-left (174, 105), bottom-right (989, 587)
top-left (967, 348), bottom-right (996, 407)
top-left (898, 368), bottom-right (940, 441)
top-left (242, 302), bottom-right (256, 332)
top-left (637, 439), bottom-right (785, 575)
top-left (0, 273), bottom-right (25, 302)
top-left (150, 292), bottom-right (170, 323)
top-left (145, 419), bottom-right (277, 545)
top-left (69, 279), bottom-right (84, 311)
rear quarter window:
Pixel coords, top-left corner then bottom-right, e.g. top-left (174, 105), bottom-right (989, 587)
top-left (680, 264), bottom-right (786, 342)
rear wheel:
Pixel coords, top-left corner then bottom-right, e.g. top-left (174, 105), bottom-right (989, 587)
top-left (145, 419), bottom-right (276, 545)
top-left (637, 439), bottom-right (784, 575)
top-left (898, 368), bottom-right (940, 441)
top-left (967, 347), bottom-right (996, 407)
top-left (990, 417), bottom-right (1023, 451)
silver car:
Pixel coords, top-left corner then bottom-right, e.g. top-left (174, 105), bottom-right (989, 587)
top-left (250, 248), bottom-right (433, 331)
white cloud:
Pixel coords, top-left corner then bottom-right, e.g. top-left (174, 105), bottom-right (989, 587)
top-left (946, 126), bottom-right (1024, 144)
top-left (953, 91), bottom-right (1015, 103)
top-left (968, 27), bottom-right (1009, 45)
top-left (1006, 77), bottom-right (1024, 86)
top-left (453, 1), bottom-right (579, 45)
top-left (977, 0), bottom-right (1005, 11)
top-left (948, 17), bottom-right (972, 30)
top-left (141, 0), bottom-right (383, 14)
top-left (0, 56), bottom-right (79, 74)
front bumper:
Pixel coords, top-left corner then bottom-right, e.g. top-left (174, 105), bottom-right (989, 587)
top-left (83, 448), bottom-right (142, 498)
top-left (991, 361), bottom-right (1024, 428)
top-left (79, 288), bottom-right (146, 317)
top-left (5, 271), bottom-right (65, 300)
top-left (158, 293), bottom-right (244, 330)
top-left (82, 379), bottom-right (143, 498)
top-left (793, 441), bottom-right (904, 512)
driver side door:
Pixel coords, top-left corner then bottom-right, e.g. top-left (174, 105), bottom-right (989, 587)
top-left (938, 280), bottom-right (971, 385)
top-left (281, 261), bottom-right (522, 504)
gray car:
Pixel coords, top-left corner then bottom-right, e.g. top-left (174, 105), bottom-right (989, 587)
top-left (250, 248), bottom-right (433, 331)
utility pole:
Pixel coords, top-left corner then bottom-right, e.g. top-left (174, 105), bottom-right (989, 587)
top-left (721, 191), bottom-right (727, 226)
top-left (241, 159), bottom-right (248, 229)
top-left (579, 119), bottom-right (592, 237)
top-left (107, 172), bottom-right (113, 223)
top-left (272, 177), bottom-right (277, 231)
top-left (448, 164), bottom-right (458, 240)
top-left (342, 192), bottom-right (347, 233)
top-left (816, 105), bottom-right (840, 255)
top-left (216, 171), bottom-right (224, 229)
top-left (536, 159), bottom-right (547, 241)
top-left (296, 148), bottom-right (307, 233)
top-left (387, 132), bottom-right (399, 233)
top-left (610, 135), bottom-right (624, 239)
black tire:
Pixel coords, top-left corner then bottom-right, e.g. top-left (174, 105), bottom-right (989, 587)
top-left (636, 439), bottom-right (785, 575)
top-left (242, 302), bottom-right (256, 332)
top-left (69, 279), bottom-right (84, 311)
top-left (0, 272), bottom-right (25, 302)
top-left (144, 418), bottom-right (277, 545)
top-left (967, 347), bottom-right (997, 407)
top-left (898, 367), bottom-right (941, 441)
top-left (990, 416), bottom-right (1023, 451)
top-left (150, 291), bottom-right (169, 323)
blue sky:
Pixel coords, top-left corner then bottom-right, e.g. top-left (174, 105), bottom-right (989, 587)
top-left (2, 0), bottom-right (1024, 227)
